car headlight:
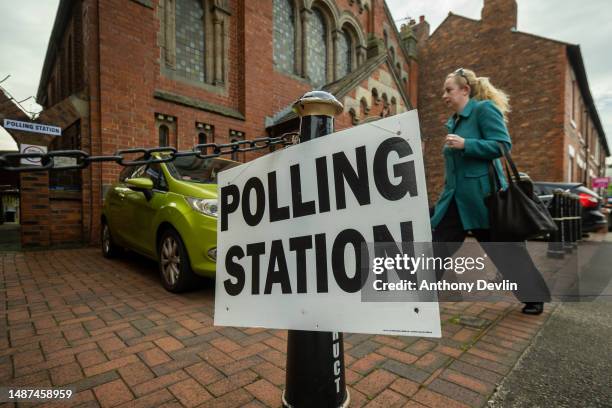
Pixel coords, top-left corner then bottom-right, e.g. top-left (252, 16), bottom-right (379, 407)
top-left (185, 197), bottom-right (218, 217)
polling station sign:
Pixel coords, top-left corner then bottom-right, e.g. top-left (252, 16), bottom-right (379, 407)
top-left (214, 111), bottom-right (441, 337)
top-left (3, 119), bottom-right (61, 137)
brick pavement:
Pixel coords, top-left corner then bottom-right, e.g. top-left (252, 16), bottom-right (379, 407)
top-left (0, 247), bottom-right (561, 408)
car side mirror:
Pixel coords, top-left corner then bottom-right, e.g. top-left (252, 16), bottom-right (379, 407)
top-left (126, 177), bottom-right (154, 200)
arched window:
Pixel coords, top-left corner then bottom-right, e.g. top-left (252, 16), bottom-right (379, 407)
top-left (337, 29), bottom-right (352, 77)
top-left (371, 88), bottom-right (379, 105)
top-left (273, 0), bottom-right (296, 74)
top-left (175, 0), bottom-right (205, 83)
top-left (159, 125), bottom-right (169, 147)
top-left (308, 9), bottom-right (328, 87)
top-left (390, 96), bottom-right (397, 115)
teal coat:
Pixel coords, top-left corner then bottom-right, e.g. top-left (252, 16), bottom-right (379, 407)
top-left (431, 98), bottom-right (511, 231)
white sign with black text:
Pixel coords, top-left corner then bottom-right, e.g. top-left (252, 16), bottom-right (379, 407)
top-left (214, 111), bottom-right (441, 337)
top-left (4, 119), bottom-right (61, 137)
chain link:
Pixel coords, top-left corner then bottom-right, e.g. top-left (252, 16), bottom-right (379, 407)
top-left (0, 133), bottom-right (298, 173)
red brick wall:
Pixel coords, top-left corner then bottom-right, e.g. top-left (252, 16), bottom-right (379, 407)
top-left (50, 195), bottom-right (83, 244)
top-left (20, 173), bottom-right (50, 248)
top-left (418, 12), bottom-right (567, 203)
top-left (42, 1), bottom-right (84, 107)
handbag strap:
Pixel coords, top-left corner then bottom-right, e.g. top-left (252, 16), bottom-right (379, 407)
top-left (488, 142), bottom-right (519, 192)
top-left (497, 142), bottom-right (521, 183)
top-left (487, 161), bottom-right (500, 193)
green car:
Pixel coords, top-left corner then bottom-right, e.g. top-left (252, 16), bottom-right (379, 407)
top-left (101, 155), bottom-right (241, 292)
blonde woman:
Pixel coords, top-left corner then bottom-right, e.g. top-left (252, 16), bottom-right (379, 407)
top-left (431, 68), bottom-right (550, 315)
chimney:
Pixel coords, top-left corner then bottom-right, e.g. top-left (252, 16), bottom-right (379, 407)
top-left (412, 15), bottom-right (430, 46)
top-left (481, 0), bottom-right (517, 31)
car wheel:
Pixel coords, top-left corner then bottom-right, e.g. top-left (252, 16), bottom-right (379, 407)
top-left (158, 228), bottom-right (196, 293)
top-left (101, 221), bottom-right (121, 258)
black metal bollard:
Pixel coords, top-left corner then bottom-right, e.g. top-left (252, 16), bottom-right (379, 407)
top-left (571, 194), bottom-right (579, 247)
top-left (282, 91), bottom-right (350, 408)
top-left (547, 189), bottom-right (565, 259)
top-left (562, 192), bottom-right (573, 253)
top-left (567, 194), bottom-right (573, 246)
top-left (575, 193), bottom-right (583, 242)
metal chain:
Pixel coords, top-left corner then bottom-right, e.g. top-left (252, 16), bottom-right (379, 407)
top-left (0, 133), bottom-right (299, 172)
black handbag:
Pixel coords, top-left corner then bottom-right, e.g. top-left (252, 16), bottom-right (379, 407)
top-left (485, 143), bottom-right (557, 241)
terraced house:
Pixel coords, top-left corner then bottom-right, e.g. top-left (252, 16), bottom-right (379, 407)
top-left (10, 0), bottom-right (419, 247)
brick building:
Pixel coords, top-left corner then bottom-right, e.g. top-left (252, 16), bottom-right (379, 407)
top-left (14, 0), bottom-right (419, 247)
top-left (414, 0), bottom-right (609, 202)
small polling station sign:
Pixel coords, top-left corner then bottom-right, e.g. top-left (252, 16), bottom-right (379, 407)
top-left (3, 118), bottom-right (61, 137)
top-left (214, 111), bottom-right (441, 337)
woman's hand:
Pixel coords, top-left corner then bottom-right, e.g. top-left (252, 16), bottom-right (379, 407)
top-left (445, 134), bottom-right (465, 150)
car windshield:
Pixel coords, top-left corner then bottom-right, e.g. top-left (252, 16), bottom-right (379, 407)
top-left (166, 156), bottom-right (241, 184)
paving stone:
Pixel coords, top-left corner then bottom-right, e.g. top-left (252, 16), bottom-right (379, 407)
top-left (366, 388), bottom-right (407, 407)
top-left (207, 370), bottom-right (259, 397)
top-left (73, 371), bottom-right (121, 393)
top-left (93, 378), bottom-right (134, 407)
top-left (118, 361), bottom-right (155, 387)
top-left (440, 368), bottom-right (496, 396)
top-left (428, 378), bottom-right (487, 407)
top-left (346, 340), bottom-right (381, 359)
top-left (354, 369), bottom-right (397, 398)
top-left (168, 378), bottom-right (212, 407)
top-left (244, 379), bottom-right (280, 407)
top-left (350, 352), bottom-right (386, 375)
top-left (50, 361), bottom-right (84, 386)
top-left (382, 360), bottom-right (430, 383)
top-left (185, 361), bottom-right (224, 386)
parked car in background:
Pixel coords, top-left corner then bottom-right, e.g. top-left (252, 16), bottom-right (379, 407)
top-left (101, 155), bottom-right (241, 292)
top-left (604, 196), bottom-right (612, 232)
top-left (532, 182), bottom-right (608, 234)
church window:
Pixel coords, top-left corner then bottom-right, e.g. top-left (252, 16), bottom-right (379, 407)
top-left (337, 30), bottom-right (352, 77)
top-left (308, 9), bottom-right (328, 87)
top-left (175, 0), bottom-right (206, 83)
top-left (273, 0), bottom-right (296, 74)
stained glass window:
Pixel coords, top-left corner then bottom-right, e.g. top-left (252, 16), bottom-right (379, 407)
top-left (273, 0), bottom-right (296, 74)
top-left (175, 0), bottom-right (205, 83)
top-left (308, 9), bottom-right (327, 87)
top-left (337, 30), bottom-right (352, 77)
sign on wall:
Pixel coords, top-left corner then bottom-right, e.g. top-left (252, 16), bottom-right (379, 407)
top-left (3, 119), bottom-right (61, 137)
top-left (19, 144), bottom-right (47, 166)
top-left (214, 111), bottom-right (441, 337)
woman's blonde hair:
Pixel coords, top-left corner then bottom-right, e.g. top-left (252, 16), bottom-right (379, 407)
top-left (448, 68), bottom-right (511, 120)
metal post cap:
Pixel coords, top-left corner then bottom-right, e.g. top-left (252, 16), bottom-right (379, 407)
top-left (292, 91), bottom-right (344, 117)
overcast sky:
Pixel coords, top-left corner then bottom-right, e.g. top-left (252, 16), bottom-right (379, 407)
top-left (0, 0), bottom-right (610, 149)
